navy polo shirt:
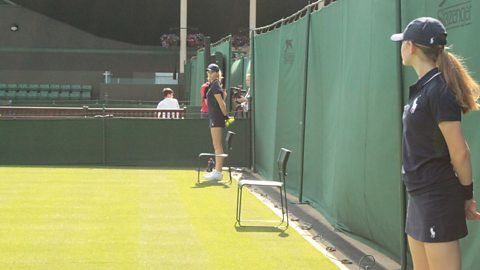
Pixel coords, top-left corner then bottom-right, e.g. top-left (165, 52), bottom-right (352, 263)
top-left (402, 68), bottom-right (461, 194)
top-left (206, 80), bottom-right (224, 119)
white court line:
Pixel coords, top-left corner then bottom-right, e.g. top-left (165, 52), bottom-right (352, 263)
top-left (235, 176), bottom-right (351, 270)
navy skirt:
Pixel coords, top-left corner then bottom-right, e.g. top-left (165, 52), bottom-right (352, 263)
top-left (406, 181), bottom-right (467, 242)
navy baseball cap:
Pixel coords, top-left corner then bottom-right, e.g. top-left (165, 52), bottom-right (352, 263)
top-left (390, 17), bottom-right (447, 46)
top-left (206, 63), bottom-right (220, 72)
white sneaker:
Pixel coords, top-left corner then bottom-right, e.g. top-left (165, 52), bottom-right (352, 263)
top-left (203, 170), bottom-right (223, 181)
top-left (203, 171), bottom-right (213, 178)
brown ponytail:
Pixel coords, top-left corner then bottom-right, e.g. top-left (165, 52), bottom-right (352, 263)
top-left (437, 50), bottom-right (479, 113)
top-left (416, 44), bottom-right (479, 113)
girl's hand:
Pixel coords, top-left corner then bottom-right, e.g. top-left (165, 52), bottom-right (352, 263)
top-left (465, 199), bottom-right (480, 220)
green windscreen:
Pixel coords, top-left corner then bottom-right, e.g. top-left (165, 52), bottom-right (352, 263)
top-left (302, 1), bottom-right (402, 259)
top-left (184, 60), bottom-right (192, 104)
top-left (273, 16), bottom-right (309, 193)
top-left (244, 56), bottom-right (251, 86)
top-left (211, 38), bottom-right (232, 92)
top-left (253, 0), bottom-right (403, 260)
top-left (188, 57), bottom-right (198, 105)
top-left (462, 111), bottom-right (480, 268)
top-left (253, 28), bottom-right (281, 179)
top-left (194, 50), bottom-right (206, 106)
top-left (230, 58), bottom-right (245, 89)
top-left (189, 50), bottom-right (205, 106)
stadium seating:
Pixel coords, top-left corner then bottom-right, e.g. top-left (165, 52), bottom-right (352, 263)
top-left (7, 83), bottom-right (17, 91)
top-left (70, 85), bottom-right (82, 99)
top-left (81, 85), bottom-right (92, 99)
top-left (0, 84), bottom-right (6, 98)
top-left (39, 84), bottom-right (50, 99)
top-left (0, 83), bottom-right (93, 101)
top-left (49, 84), bottom-right (61, 99)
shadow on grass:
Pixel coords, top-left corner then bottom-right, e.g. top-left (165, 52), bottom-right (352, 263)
top-left (234, 225), bottom-right (290, 237)
top-left (192, 180), bottom-right (231, 189)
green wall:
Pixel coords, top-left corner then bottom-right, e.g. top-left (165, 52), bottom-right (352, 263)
top-left (0, 119), bottom-right (250, 168)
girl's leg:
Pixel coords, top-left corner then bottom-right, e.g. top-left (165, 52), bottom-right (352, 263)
top-left (424, 240), bottom-right (460, 270)
top-left (407, 236), bottom-right (430, 270)
top-left (210, 127), bottom-right (224, 172)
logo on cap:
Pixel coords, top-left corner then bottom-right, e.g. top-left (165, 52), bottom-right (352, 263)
top-left (390, 17), bottom-right (447, 46)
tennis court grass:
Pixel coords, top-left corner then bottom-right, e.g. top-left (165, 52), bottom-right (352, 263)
top-left (0, 167), bottom-right (339, 269)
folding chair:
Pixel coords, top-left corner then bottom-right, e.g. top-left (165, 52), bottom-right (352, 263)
top-left (236, 148), bottom-right (291, 228)
top-left (196, 131), bottom-right (235, 184)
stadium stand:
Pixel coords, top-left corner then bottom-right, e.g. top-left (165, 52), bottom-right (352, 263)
top-left (0, 83), bottom-right (93, 101)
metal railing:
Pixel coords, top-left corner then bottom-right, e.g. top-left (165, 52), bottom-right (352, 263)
top-left (0, 106), bottom-right (186, 119)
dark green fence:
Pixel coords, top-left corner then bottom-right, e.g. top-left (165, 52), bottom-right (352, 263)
top-left (0, 118), bottom-right (250, 168)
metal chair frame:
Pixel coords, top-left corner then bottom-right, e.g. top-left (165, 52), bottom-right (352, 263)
top-left (236, 148), bottom-right (291, 228)
top-left (196, 131), bottom-right (235, 183)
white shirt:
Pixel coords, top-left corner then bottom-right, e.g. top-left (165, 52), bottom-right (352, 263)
top-left (157, 98), bottom-right (180, 109)
top-left (241, 88), bottom-right (250, 112)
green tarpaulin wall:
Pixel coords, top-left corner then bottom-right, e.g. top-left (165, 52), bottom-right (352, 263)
top-left (230, 58), bottom-right (245, 89)
top-left (230, 56), bottom-right (250, 91)
top-left (253, 15), bottom-right (310, 193)
top-left (188, 50), bottom-right (205, 107)
top-left (185, 37), bottom-right (232, 108)
top-left (253, 28), bottom-right (281, 180)
top-left (250, 0), bottom-right (480, 267)
top-left (183, 61), bottom-right (192, 104)
top-left (303, 0), bottom-right (402, 259)
top-left (211, 37), bottom-right (232, 93)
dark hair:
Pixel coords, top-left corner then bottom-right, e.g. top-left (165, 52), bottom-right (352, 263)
top-left (162, 88), bottom-right (174, 98)
top-left (415, 44), bottom-right (479, 113)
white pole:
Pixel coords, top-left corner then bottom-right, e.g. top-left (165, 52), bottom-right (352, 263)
top-left (249, 0), bottom-right (256, 31)
top-left (180, 0), bottom-right (187, 74)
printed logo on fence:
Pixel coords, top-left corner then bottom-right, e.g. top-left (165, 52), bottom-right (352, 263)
top-left (283, 39), bottom-right (295, 64)
top-left (438, 0), bottom-right (472, 29)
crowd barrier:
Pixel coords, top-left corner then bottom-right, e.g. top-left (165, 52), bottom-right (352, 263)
top-left (0, 106), bottom-right (186, 119)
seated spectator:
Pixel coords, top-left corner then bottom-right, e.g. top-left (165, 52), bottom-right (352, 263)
top-left (157, 88), bottom-right (180, 109)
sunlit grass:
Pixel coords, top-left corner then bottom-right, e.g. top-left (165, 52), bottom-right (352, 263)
top-left (0, 167), bottom-right (338, 269)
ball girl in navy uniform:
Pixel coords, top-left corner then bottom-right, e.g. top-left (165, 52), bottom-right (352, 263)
top-left (203, 63), bottom-right (229, 181)
top-left (391, 17), bottom-right (480, 270)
